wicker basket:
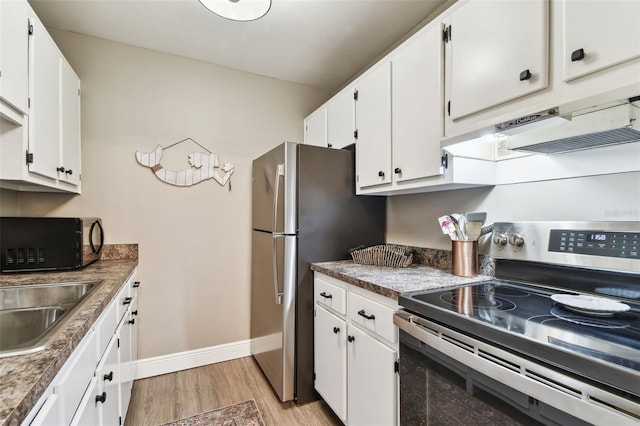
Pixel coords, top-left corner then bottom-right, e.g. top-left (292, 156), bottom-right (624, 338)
top-left (350, 245), bottom-right (414, 268)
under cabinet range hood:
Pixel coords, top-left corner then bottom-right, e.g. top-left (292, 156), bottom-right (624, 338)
top-left (502, 97), bottom-right (640, 154)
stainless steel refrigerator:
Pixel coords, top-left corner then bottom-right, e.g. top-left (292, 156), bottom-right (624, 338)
top-left (251, 142), bottom-right (386, 404)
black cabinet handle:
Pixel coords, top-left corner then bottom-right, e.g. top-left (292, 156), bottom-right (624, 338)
top-left (65, 169), bottom-right (73, 175)
top-left (95, 392), bottom-right (107, 404)
top-left (394, 167), bottom-right (401, 174)
top-left (319, 292), bottom-right (332, 299)
top-left (129, 318), bottom-right (136, 325)
top-left (103, 371), bottom-right (113, 382)
top-left (123, 297), bottom-right (132, 305)
top-left (358, 309), bottom-right (376, 320)
top-left (56, 166), bottom-right (65, 173)
top-left (378, 171), bottom-right (385, 177)
top-left (519, 69), bottom-right (532, 81)
top-left (132, 310), bottom-right (138, 316)
top-left (571, 48), bottom-right (585, 62)
top-left (327, 143), bottom-right (333, 148)
top-left (347, 335), bottom-right (355, 343)
top-left (333, 327), bottom-right (340, 334)
top-left (133, 281), bottom-right (141, 288)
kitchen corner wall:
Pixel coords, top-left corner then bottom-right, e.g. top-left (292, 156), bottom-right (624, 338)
top-left (387, 171), bottom-right (640, 250)
top-left (17, 30), bottom-right (330, 359)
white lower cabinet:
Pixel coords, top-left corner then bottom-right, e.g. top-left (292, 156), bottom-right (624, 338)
top-left (314, 273), bottom-right (398, 426)
top-left (26, 267), bottom-right (139, 426)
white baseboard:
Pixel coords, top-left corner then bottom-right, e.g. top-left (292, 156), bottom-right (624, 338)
top-left (134, 338), bottom-right (252, 380)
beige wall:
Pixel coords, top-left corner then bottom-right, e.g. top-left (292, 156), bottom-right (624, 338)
top-left (18, 30), bottom-right (329, 358)
top-left (387, 171), bottom-right (640, 250)
top-left (0, 189), bottom-right (20, 215)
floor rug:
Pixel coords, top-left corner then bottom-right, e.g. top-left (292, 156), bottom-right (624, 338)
top-left (159, 400), bottom-right (265, 426)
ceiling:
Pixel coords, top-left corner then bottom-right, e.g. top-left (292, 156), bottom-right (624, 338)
top-left (28, 0), bottom-right (449, 92)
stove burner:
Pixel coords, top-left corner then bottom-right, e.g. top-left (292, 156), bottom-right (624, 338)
top-left (439, 287), bottom-right (517, 313)
top-left (549, 307), bottom-right (631, 329)
top-left (494, 287), bottom-right (531, 297)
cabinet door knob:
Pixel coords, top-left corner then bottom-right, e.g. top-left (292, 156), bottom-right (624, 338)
top-left (95, 392), bottom-right (107, 404)
top-left (519, 69), bottom-right (532, 81)
top-left (129, 318), bottom-right (136, 325)
top-left (347, 335), bottom-right (355, 343)
top-left (571, 48), bottom-right (585, 62)
top-left (132, 310), bottom-right (138, 316)
top-left (65, 169), bottom-right (73, 175)
top-left (378, 171), bottom-right (385, 177)
top-left (123, 297), bottom-right (132, 305)
top-left (319, 292), bottom-right (332, 299)
top-left (103, 371), bottom-right (114, 382)
top-left (56, 166), bottom-right (66, 173)
top-left (394, 167), bottom-right (402, 174)
top-left (357, 309), bottom-right (376, 320)
top-left (327, 143), bottom-right (333, 148)
top-left (133, 281), bottom-right (141, 288)
top-left (333, 327), bottom-right (340, 334)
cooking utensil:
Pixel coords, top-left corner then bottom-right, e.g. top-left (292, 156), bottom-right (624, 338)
top-left (451, 214), bottom-right (466, 240)
top-left (438, 215), bottom-right (459, 240)
top-left (464, 211), bottom-right (487, 225)
top-left (465, 221), bottom-right (483, 241)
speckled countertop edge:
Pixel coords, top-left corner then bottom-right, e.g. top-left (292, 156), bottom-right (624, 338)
top-left (310, 246), bottom-right (495, 300)
top-left (0, 245), bottom-right (138, 426)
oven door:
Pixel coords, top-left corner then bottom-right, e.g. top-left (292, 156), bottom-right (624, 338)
top-left (393, 311), bottom-right (630, 426)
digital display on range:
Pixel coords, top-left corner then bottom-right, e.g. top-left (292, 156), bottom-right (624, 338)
top-left (548, 230), bottom-right (639, 259)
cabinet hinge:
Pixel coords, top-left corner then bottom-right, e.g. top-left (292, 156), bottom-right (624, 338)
top-left (28, 21), bottom-right (33, 36)
top-left (447, 100), bottom-right (451, 117)
top-left (354, 129), bottom-right (358, 139)
top-left (353, 90), bottom-right (358, 101)
top-left (117, 337), bottom-right (120, 348)
top-left (441, 152), bottom-right (449, 170)
top-left (28, 97), bottom-right (31, 108)
top-left (442, 25), bottom-right (451, 43)
top-left (25, 151), bottom-right (34, 164)
top-left (313, 372), bottom-right (316, 381)
top-left (394, 360), bottom-right (400, 374)
top-left (119, 415), bottom-right (122, 426)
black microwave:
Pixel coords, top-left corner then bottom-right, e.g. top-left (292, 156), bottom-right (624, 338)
top-left (0, 217), bottom-right (104, 272)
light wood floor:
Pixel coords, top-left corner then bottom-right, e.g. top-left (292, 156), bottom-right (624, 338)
top-left (124, 356), bottom-right (342, 426)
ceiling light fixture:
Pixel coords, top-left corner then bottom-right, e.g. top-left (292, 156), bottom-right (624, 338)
top-left (199, 0), bottom-right (271, 22)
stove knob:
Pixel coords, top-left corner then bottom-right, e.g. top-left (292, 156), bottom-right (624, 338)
top-left (508, 233), bottom-right (525, 248)
top-left (493, 233), bottom-right (508, 247)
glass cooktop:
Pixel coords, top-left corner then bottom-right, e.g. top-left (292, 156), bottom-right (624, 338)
top-left (401, 280), bottom-right (640, 374)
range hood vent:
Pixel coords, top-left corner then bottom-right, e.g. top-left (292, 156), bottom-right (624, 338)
top-left (505, 98), bottom-right (640, 154)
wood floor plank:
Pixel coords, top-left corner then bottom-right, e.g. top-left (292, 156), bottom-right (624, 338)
top-left (124, 356), bottom-right (342, 426)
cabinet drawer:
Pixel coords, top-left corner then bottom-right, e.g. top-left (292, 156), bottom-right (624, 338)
top-left (315, 277), bottom-right (346, 315)
top-left (348, 292), bottom-right (397, 344)
top-left (70, 376), bottom-right (99, 426)
top-left (30, 393), bottom-right (60, 426)
top-left (54, 329), bottom-right (97, 425)
top-left (95, 298), bottom-right (117, 358)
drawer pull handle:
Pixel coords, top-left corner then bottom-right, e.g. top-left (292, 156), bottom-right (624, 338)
top-left (103, 371), bottom-right (113, 382)
top-left (123, 297), bottom-right (132, 305)
top-left (358, 309), bottom-right (376, 320)
top-left (333, 327), bottom-right (340, 334)
top-left (347, 335), bottom-right (355, 343)
top-left (133, 281), bottom-right (141, 288)
top-left (320, 292), bottom-right (332, 299)
top-left (95, 392), bottom-right (107, 404)
top-left (571, 48), bottom-right (585, 62)
top-left (132, 310), bottom-right (138, 316)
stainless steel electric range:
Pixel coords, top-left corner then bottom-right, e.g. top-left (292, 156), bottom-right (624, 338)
top-left (395, 221), bottom-right (640, 426)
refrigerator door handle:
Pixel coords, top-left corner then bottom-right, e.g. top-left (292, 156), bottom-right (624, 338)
top-left (273, 235), bottom-right (284, 305)
top-left (273, 164), bottom-right (285, 235)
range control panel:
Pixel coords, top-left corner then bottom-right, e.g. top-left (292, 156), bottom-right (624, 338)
top-left (549, 230), bottom-right (640, 259)
top-left (487, 222), bottom-right (640, 274)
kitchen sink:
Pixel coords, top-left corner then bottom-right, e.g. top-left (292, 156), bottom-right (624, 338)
top-left (0, 280), bottom-right (102, 357)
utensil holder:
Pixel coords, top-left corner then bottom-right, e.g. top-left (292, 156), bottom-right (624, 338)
top-left (452, 240), bottom-right (478, 277)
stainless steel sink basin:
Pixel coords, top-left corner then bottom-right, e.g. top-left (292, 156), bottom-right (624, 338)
top-left (0, 280), bottom-right (102, 357)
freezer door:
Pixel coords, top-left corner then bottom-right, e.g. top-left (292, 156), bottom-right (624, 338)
top-left (250, 230), bottom-right (296, 402)
top-left (252, 142), bottom-right (297, 234)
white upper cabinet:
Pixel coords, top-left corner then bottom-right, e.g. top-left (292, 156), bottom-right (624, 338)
top-left (0, 0), bottom-right (30, 115)
top-left (561, 0), bottom-right (640, 82)
top-left (304, 106), bottom-right (327, 147)
top-left (28, 16), bottom-right (61, 181)
top-left (445, 0), bottom-right (549, 121)
top-left (391, 24), bottom-right (444, 183)
top-left (60, 59), bottom-right (81, 185)
top-left (327, 87), bottom-right (355, 149)
top-left (355, 62), bottom-right (392, 189)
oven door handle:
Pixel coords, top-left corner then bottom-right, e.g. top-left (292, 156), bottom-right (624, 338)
top-left (393, 311), bottom-right (434, 344)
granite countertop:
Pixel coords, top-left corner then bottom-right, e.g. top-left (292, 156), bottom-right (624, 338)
top-left (311, 260), bottom-right (494, 300)
top-left (0, 248), bottom-right (138, 426)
